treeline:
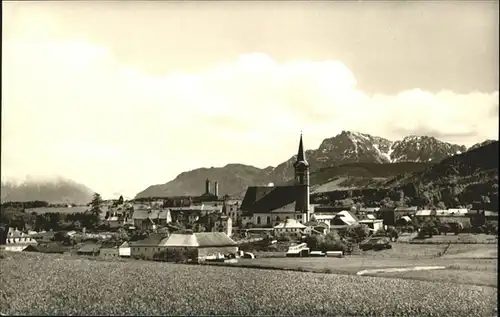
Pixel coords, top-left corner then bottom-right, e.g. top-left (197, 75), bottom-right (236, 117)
top-left (0, 210), bottom-right (100, 232)
top-left (1, 200), bottom-right (50, 209)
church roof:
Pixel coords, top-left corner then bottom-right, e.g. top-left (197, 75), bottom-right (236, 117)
top-left (240, 185), bottom-right (307, 214)
top-left (294, 133), bottom-right (309, 167)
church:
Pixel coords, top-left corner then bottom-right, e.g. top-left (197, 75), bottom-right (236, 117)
top-left (240, 133), bottom-right (312, 227)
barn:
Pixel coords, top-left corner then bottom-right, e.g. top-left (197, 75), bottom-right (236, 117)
top-left (160, 232), bottom-right (238, 262)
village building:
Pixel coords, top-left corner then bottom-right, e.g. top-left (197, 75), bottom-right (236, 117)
top-left (118, 241), bottom-right (131, 257)
top-left (130, 233), bottom-right (169, 260)
top-left (77, 243), bottom-right (101, 256)
top-left (240, 134), bottom-right (312, 227)
top-left (359, 219), bottom-right (384, 232)
top-left (159, 232), bottom-right (238, 262)
top-left (100, 247), bottom-right (119, 258)
top-left (273, 218), bottom-right (307, 234)
top-left (23, 243), bottom-right (67, 254)
top-left (132, 208), bottom-right (172, 230)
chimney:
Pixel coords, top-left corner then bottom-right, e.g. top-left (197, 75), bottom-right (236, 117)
top-left (205, 179), bottom-right (211, 194)
top-left (214, 181), bottom-right (219, 197)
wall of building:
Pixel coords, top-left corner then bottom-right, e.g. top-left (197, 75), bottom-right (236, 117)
top-left (119, 246), bottom-right (131, 257)
top-left (100, 248), bottom-right (119, 257)
top-left (131, 245), bottom-right (166, 260)
top-left (252, 212), bottom-right (308, 227)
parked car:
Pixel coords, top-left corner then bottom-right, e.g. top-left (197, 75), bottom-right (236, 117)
top-left (360, 237), bottom-right (392, 251)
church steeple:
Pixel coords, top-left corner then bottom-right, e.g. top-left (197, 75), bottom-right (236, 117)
top-left (297, 133), bottom-right (306, 163)
top-left (293, 132), bottom-right (311, 221)
top-left (294, 132), bottom-right (309, 168)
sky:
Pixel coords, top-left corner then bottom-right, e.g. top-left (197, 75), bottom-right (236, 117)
top-left (2, 1), bottom-right (499, 199)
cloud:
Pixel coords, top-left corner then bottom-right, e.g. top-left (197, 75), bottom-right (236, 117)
top-left (2, 40), bottom-right (498, 198)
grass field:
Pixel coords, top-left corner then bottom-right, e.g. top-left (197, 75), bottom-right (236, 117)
top-left (0, 252), bottom-right (497, 316)
top-left (409, 234), bottom-right (497, 244)
top-left (228, 243), bottom-right (498, 287)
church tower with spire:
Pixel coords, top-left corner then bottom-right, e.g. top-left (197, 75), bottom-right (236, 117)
top-left (293, 133), bottom-right (310, 220)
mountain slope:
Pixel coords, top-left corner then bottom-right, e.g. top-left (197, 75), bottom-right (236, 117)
top-left (135, 131), bottom-right (473, 198)
top-left (1, 177), bottom-right (95, 205)
top-left (135, 164), bottom-right (273, 198)
top-left (311, 141), bottom-right (499, 208)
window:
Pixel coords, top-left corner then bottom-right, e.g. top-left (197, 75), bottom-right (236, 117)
top-left (266, 216), bottom-right (271, 225)
top-left (257, 216), bottom-right (261, 225)
top-left (276, 216), bottom-right (281, 222)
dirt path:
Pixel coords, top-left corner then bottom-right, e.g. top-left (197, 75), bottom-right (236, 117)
top-left (357, 266), bottom-right (446, 276)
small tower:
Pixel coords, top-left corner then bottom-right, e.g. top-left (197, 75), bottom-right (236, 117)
top-left (214, 181), bottom-right (219, 198)
top-left (293, 133), bottom-right (310, 221)
top-left (205, 178), bottom-right (211, 194)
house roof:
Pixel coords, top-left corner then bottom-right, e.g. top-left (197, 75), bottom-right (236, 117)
top-left (274, 218), bottom-right (307, 229)
top-left (359, 207), bottom-right (380, 213)
top-left (447, 208), bottom-right (469, 215)
top-left (394, 206), bottom-right (418, 212)
top-left (131, 233), bottom-right (169, 247)
top-left (313, 214), bottom-right (337, 220)
top-left (334, 210), bottom-right (359, 225)
top-left (160, 232), bottom-right (237, 248)
top-left (467, 210), bottom-right (498, 217)
top-left (195, 232), bottom-right (237, 247)
top-left (401, 216), bottom-right (412, 222)
top-left (366, 214), bottom-right (376, 220)
top-left (77, 243), bottom-right (101, 253)
top-left (416, 210), bottom-right (433, 216)
top-left (240, 185), bottom-right (307, 214)
top-left (304, 221), bottom-right (329, 228)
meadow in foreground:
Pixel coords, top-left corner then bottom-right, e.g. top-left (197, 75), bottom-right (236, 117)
top-left (0, 252), bottom-right (497, 316)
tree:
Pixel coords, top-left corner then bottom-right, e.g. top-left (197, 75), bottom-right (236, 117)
top-left (117, 195), bottom-right (124, 205)
top-left (90, 193), bottom-right (103, 216)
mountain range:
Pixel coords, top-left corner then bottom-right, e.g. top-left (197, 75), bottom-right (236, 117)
top-left (1, 132), bottom-right (495, 205)
top-left (0, 176), bottom-right (94, 205)
top-left (135, 131), bottom-right (495, 198)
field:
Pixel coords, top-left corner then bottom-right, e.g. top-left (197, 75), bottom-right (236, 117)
top-left (231, 243), bottom-right (498, 287)
top-left (408, 234), bottom-right (497, 244)
top-left (0, 252), bottom-right (497, 316)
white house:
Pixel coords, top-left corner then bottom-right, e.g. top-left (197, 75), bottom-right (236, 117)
top-left (119, 241), bottom-right (131, 257)
top-left (359, 219), bottom-right (384, 232)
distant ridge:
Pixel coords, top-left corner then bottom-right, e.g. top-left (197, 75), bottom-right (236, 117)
top-left (135, 131), bottom-right (488, 198)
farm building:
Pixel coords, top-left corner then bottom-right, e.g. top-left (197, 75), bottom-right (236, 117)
top-left (273, 218), bottom-right (307, 234)
top-left (100, 247), bottom-right (119, 258)
top-left (77, 243), bottom-right (101, 256)
top-left (23, 243), bottom-right (67, 254)
top-left (130, 233), bottom-right (169, 260)
top-left (159, 232), bottom-right (238, 262)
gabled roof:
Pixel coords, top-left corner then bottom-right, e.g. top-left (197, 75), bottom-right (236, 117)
top-left (77, 243), bottom-right (101, 253)
top-left (195, 232), bottom-right (237, 247)
top-left (131, 233), bottom-right (169, 247)
top-left (416, 210), bottom-right (433, 216)
top-left (240, 185), bottom-right (307, 213)
top-left (160, 232), bottom-right (237, 248)
top-left (394, 206), bottom-right (418, 212)
top-left (274, 218), bottom-right (307, 229)
top-left (334, 210), bottom-right (358, 226)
